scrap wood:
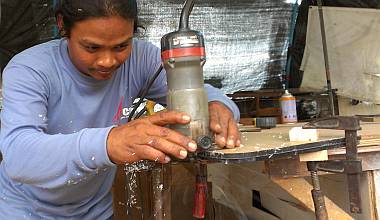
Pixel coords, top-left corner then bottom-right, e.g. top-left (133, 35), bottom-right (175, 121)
top-left (359, 139), bottom-right (380, 147)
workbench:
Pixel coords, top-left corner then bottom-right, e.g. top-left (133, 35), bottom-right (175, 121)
top-left (113, 121), bottom-right (380, 220)
top-left (206, 121), bottom-right (380, 220)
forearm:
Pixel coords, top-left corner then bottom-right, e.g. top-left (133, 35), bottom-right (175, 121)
top-left (1, 126), bottom-right (115, 188)
top-left (204, 84), bottom-right (240, 121)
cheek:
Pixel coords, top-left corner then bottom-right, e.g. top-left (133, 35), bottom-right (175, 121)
top-left (118, 53), bottom-right (130, 63)
top-left (72, 48), bottom-right (95, 69)
top-left (116, 48), bottom-right (132, 64)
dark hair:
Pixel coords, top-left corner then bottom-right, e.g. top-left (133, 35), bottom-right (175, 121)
top-left (55, 0), bottom-right (139, 37)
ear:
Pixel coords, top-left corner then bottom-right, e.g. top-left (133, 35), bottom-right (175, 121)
top-left (56, 14), bottom-right (67, 37)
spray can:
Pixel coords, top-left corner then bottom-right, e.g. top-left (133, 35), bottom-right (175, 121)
top-left (280, 90), bottom-right (297, 123)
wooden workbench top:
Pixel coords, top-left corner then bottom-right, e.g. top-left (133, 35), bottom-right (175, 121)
top-left (199, 122), bottom-right (380, 162)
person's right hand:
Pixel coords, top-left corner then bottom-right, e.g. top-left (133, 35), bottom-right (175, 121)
top-left (106, 111), bottom-right (197, 164)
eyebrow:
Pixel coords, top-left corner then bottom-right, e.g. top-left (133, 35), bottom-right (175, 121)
top-left (80, 37), bottom-right (133, 47)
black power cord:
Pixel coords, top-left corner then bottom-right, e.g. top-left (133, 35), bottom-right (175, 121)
top-left (179, 0), bottom-right (194, 30)
top-left (134, 106), bottom-right (147, 119)
top-left (128, 65), bottom-right (164, 122)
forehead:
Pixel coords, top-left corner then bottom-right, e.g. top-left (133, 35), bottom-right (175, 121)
top-left (70, 16), bottom-right (134, 44)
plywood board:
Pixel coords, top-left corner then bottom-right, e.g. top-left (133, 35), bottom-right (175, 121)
top-left (260, 191), bottom-right (315, 220)
top-left (208, 163), bottom-right (377, 220)
top-left (299, 150), bottom-right (328, 162)
top-left (208, 163), bottom-right (282, 220)
top-left (300, 7), bottom-right (380, 104)
top-left (373, 170), bottom-right (380, 219)
top-left (271, 177), bottom-right (355, 220)
top-left (199, 123), bottom-right (380, 162)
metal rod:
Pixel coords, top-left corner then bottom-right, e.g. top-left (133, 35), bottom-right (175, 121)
top-left (284, 3), bottom-right (299, 89)
top-left (345, 130), bottom-right (358, 161)
top-left (316, 0), bottom-right (335, 116)
top-left (309, 169), bottom-right (328, 220)
top-left (311, 189), bottom-right (329, 220)
top-left (310, 171), bottom-right (321, 190)
top-left (345, 130), bottom-right (362, 213)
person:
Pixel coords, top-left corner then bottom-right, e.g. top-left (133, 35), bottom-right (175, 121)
top-left (0, 0), bottom-right (240, 219)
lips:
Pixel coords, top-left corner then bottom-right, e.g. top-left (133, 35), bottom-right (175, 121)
top-left (96, 69), bottom-right (113, 75)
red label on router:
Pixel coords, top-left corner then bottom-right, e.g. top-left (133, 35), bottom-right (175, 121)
top-left (161, 47), bottom-right (205, 60)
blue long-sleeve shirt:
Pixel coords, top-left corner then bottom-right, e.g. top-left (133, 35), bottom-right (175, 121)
top-left (0, 38), bottom-right (239, 219)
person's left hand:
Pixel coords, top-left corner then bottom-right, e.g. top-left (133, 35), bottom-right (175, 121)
top-left (208, 101), bottom-right (241, 149)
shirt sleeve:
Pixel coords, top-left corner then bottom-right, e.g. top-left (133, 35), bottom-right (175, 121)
top-left (0, 64), bottom-right (115, 189)
top-left (204, 84), bottom-right (240, 121)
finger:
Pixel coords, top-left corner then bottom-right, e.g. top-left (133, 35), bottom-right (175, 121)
top-left (147, 111), bottom-right (191, 126)
top-left (135, 144), bottom-right (171, 164)
top-left (145, 125), bottom-right (197, 152)
top-left (209, 109), bottom-right (222, 134)
top-left (214, 116), bottom-right (229, 148)
top-left (226, 118), bottom-right (241, 148)
top-left (146, 136), bottom-right (189, 159)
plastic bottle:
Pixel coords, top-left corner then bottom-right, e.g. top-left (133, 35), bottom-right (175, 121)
top-left (279, 90), bottom-right (297, 123)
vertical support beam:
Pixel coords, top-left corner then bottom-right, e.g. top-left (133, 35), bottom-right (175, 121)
top-left (152, 163), bottom-right (172, 220)
top-left (163, 163), bottom-right (172, 219)
top-left (112, 165), bottom-right (129, 220)
top-left (152, 165), bottom-right (163, 220)
top-left (346, 130), bottom-right (362, 213)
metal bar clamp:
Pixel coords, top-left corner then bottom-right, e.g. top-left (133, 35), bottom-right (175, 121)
top-left (303, 116), bottom-right (362, 220)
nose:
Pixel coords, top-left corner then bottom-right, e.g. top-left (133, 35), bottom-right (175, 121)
top-left (96, 51), bottom-right (117, 69)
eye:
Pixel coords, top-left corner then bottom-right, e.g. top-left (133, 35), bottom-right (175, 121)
top-left (113, 43), bottom-right (129, 52)
top-left (84, 45), bottom-right (100, 53)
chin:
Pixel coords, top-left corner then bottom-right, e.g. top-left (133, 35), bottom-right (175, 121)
top-left (88, 70), bottom-right (114, 80)
top-left (95, 74), bottom-right (113, 80)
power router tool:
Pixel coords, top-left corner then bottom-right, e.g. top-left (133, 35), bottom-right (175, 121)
top-left (161, 0), bottom-right (213, 151)
top-left (161, 0), bottom-right (211, 218)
